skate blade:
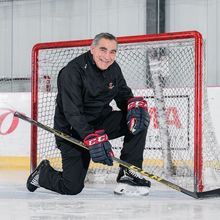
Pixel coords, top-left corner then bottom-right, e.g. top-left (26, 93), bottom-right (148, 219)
top-left (114, 183), bottom-right (150, 196)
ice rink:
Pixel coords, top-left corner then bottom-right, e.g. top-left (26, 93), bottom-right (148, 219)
top-left (1, 170), bottom-right (220, 220)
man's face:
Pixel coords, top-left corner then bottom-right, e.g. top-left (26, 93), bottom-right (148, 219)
top-left (90, 38), bottom-right (117, 70)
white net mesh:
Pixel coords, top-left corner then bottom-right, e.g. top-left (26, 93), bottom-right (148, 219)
top-left (32, 33), bottom-right (220, 192)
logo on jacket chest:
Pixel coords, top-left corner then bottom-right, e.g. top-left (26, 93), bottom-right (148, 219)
top-left (108, 82), bottom-right (114, 90)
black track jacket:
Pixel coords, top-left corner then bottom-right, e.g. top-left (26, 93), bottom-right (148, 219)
top-left (54, 51), bottom-right (133, 140)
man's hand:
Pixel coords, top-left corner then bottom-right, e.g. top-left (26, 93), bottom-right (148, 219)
top-left (83, 130), bottom-right (114, 166)
top-left (127, 96), bottom-right (150, 135)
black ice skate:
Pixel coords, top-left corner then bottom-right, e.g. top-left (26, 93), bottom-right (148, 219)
top-left (114, 167), bottom-right (151, 196)
top-left (26, 159), bottom-right (49, 192)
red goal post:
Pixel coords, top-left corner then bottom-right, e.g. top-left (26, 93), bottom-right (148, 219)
top-left (31, 31), bottom-right (220, 193)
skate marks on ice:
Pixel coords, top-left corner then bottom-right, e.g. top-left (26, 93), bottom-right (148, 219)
top-left (1, 176), bottom-right (220, 220)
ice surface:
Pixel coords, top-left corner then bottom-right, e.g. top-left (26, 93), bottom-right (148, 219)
top-left (1, 170), bottom-right (220, 220)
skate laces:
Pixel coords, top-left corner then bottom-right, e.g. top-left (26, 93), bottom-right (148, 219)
top-left (126, 169), bottom-right (143, 180)
top-left (30, 173), bottom-right (40, 187)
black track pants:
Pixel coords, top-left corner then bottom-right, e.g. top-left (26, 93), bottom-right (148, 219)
top-left (39, 111), bottom-right (148, 195)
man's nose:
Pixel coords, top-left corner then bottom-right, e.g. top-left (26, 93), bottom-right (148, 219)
top-left (103, 51), bottom-right (111, 60)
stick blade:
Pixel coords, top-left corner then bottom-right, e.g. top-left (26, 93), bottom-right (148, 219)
top-left (197, 188), bottom-right (220, 199)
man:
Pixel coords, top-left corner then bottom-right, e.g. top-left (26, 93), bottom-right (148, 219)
top-left (27, 33), bottom-right (151, 196)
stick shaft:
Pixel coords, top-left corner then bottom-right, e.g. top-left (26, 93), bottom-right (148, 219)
top-left (14, 111), bottom-right (199, 198)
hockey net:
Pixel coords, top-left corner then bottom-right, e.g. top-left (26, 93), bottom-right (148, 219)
top-left (31, 31), bottom-right (220, 193)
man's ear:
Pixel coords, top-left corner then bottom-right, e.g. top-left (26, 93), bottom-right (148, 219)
top-left (90, 45), bottom-right (94, 54)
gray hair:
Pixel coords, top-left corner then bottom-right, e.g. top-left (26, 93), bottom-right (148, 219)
top-left (92, 33), bottom-right (118, 47)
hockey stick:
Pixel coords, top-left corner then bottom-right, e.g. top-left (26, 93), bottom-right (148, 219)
top-left (14, 111), bottom-right (220, 199)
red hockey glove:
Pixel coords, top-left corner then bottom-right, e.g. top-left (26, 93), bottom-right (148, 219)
top-left (127, 96), bottom-right (150, 135)
top-left (83, 130), bottom-right (114, 166)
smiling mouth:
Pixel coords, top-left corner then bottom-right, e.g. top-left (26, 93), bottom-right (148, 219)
top-left (100, 59), bottom-right (110, 64)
